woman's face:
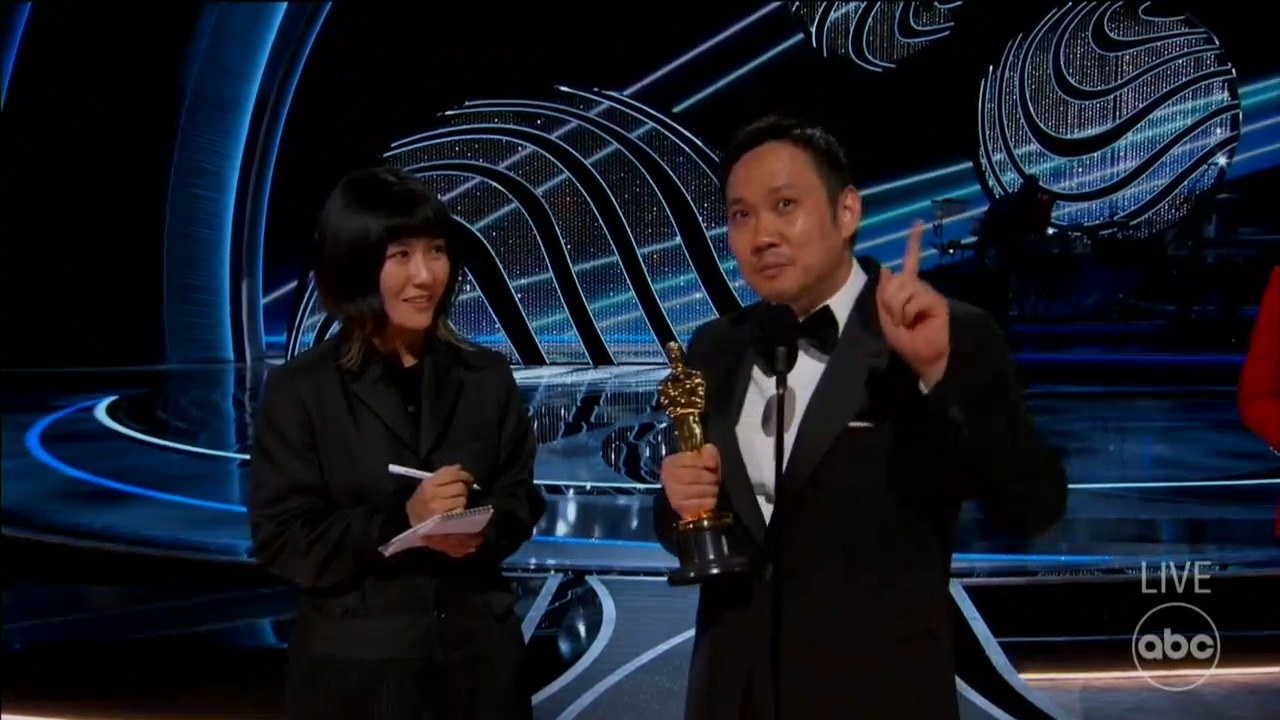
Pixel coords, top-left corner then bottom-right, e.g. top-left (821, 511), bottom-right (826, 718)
top-left (379, 236), bottom-right (450, 333)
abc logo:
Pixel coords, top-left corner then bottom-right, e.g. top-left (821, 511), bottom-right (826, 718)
top-left (1131, 602), bottom-right (1220, 691)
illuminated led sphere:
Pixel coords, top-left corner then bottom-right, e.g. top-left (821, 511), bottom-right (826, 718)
top-left (788, 1), bottom-right (962, 71)
top-left (287, 86), bottom-right (746, 365)
top-left (975, 2), bottom-right (1241, 238)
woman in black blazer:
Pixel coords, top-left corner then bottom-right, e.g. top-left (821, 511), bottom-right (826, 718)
top-left (247, 167), bottom-right (547, 719)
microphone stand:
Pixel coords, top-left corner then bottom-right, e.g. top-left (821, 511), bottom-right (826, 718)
top-left (771, 345), bottom-right (788, 720)
top-left (773, 345), bottom-right (787, 504)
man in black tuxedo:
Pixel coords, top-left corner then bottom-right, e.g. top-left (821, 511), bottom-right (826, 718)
top-left (653, 116), bottom-right (1068, 719)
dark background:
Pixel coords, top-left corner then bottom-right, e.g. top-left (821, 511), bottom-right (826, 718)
top-left (3, 2), bottom-right (1277, 369)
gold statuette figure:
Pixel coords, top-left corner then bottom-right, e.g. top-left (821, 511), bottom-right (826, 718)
top-left (659, 342), bottom-right (707, 455)
top-left (657, 340), bottom-right (751, 585)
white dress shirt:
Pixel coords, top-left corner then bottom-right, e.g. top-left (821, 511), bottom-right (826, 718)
top-left (735, 261), bottom-right (867, 524)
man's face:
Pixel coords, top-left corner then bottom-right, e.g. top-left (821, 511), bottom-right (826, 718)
top-left (725, 140), bottom-right (860, 316)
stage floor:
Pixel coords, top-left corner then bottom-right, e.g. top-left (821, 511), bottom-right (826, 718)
top-left (3, 364), bottom-right (1279, 719)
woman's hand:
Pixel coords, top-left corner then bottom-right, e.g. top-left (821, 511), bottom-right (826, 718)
top-left (405, 464), bottom-right (474, 525)
top-left (422, 533), bottom-right (484, 558)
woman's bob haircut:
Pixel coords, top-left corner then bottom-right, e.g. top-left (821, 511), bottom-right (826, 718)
top-left (312, 166), bottom-right (468, 368)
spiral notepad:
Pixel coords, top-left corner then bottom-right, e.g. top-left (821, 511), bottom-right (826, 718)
top-left (379, 505), bottom-right (494, 557)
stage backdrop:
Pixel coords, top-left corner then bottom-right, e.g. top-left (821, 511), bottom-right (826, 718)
top-left (2, 2), bottom-right (1278, 368)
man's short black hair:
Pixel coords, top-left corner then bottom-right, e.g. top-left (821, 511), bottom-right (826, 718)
top-left (720, 115), bottom-right (854, 211)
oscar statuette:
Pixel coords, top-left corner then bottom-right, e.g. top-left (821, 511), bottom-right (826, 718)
top-left (658, 341), bottom-right (752, 586)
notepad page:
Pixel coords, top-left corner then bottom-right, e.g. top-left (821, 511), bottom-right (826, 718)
top-left (378, 505), bottom-right (495, 557)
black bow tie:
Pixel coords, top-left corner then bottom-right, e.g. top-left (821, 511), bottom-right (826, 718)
top-left (799, 305), bottom-right (839, 354)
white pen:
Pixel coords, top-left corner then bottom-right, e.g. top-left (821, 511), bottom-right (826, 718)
top-left (387, 463), bottom-right (482, 492)
top-left (388, 463), bottom-right (432, 481)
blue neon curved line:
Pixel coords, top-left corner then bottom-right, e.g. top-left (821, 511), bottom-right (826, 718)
top-left (163, 3), bottom-right (287, 364)
top-left (977, 37), bottom-right (1015, 196)
top-left (455, 92), bottom-right (728, 292)
top-left (247, 3), bottom-right (331, 360)
top-left (868, 108), bottom-right (1276, 252)
top-left (564, 86), bottom-right (727, 225)
top-left (431, 175), bottom-right (589, 323)
top-left (432, 92), bottom-right (736, 327)
top-left (383, 8), bottom-right (774, 203)
top-left (391, 123), bottom-right (646, 261)
top-left (980, 2), bottom-right (1239, 217)
top-left (400, 138), bottom-right (639, 352)
top-left (30, 397), bottom-right (1141, 561)
top-left (401, 160), bottom-right (593, 357)
top-left (391, 107), bottom-right (652, 234)
top-left (624, 3), bottom-right (781, 95)
top-left (450, 212), bottom-right (535, 358)
top-left (446, 101), bottom-right (693, 233)
top-left (263, 279), bottom-right (296, 305)
top-left (24, 398), bottom-right (245, 513)
top-left (433, 102), bottom-right (1279, 333)
top-left (390, 96), bottom-right (620, 205)
top-left (382, 82), bottom-right (1276, 357)
top-left (259, 3), bottom-right (779, 343)
top-left (857, 5), bottom-right (896, 72)
top-left (1, 1), bottom-right (30, 110)
top-left (816, 3), bottom-right (849, 59)
top-left (241, 6), bottom-right (1272, 363)
top-left (83, 392), bottom-right (1280, 491)
top-left (383, 29), bottom-right (789, 290)
top-left (92, 396), bottom-right (245, 460)
top-left (672, 34), bottom-right (806, 113)
top-left (580, 87), bottom-right (722, 184)
top-left (598, 89), bottom-right (723, 176)
top-left (529, 535), bottom-right (1117, 564)
top-left (439, 102), bottom-right (710, 331)
top-left (290, 276), bottom-right (320, 357)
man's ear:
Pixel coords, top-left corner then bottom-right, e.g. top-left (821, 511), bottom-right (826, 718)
top-left (836, 186), bottom-right (861, 241)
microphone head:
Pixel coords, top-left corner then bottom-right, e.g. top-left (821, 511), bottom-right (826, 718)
top-left (752, 302), bottom-right (800, 376)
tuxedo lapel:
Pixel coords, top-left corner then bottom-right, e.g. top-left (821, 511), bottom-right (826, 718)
top-left (704, 322), bottom-right (769, 546)
top-left (783, 261), bottom-right (889, 488)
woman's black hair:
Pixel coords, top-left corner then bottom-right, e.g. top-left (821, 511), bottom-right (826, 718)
top-left (312, 166), bottom-right (467, 368)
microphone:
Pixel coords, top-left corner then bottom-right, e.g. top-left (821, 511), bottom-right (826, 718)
top-left (752, 302), bottom-right (798, 720)
top-left (752, 303), bottom-right (800, 495)
top-left (753, 303), bottom-right (800, 379)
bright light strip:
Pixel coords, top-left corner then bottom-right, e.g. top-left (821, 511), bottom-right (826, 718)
top-left (393, 129), bottom-right (640, 351)
top-left (624, 3), bottom-right (781, 94)
top-left (672, 34), bottom-right (806, 113)
top-left (1020, 665), bottom-right (1280, 682)
top-left (385, 8), bottom-right (781, 209)
top-left (78, 394), bottom-right (1280, 491)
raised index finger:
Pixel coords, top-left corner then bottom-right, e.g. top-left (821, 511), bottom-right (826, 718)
top-left (902, 220), bottom-right (923, 277)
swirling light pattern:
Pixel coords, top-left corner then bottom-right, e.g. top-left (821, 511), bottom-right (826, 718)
top-left (788, 1), bottom-right (961, 71)
top-left (288, 87), bottom-right (745, 365)
top-left (976, 2), bottom-right (1240, 239)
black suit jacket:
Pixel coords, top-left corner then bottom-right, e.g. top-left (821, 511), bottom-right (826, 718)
top-left (247, 335), bottom-right (546, 660)
top-left (653, 259), bottom-right (1068, 720)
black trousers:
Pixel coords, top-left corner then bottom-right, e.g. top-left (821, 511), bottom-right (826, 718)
top-left (284, 601), bottom-right (530, 720)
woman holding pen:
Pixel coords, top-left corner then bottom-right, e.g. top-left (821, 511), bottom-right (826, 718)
top-left (247, 166), bottom-right (546, 719)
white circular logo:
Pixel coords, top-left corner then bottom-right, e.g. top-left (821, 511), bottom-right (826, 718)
top-left (1131, 602), bottom-right (1221, 691)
